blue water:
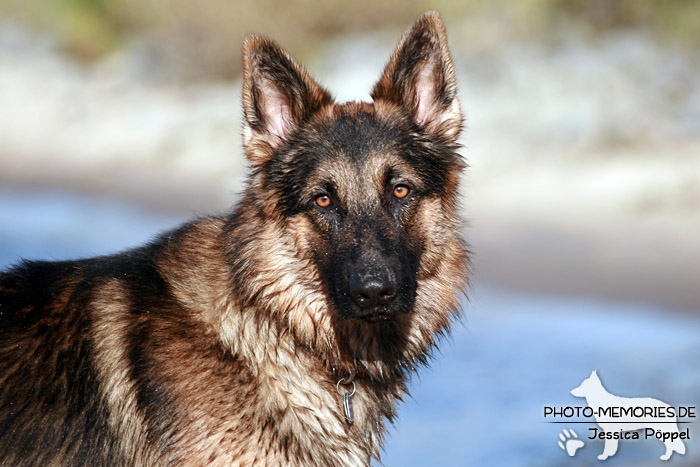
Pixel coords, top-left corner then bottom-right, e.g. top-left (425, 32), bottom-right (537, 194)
top-left (1, 189), bottom-right (699, 466)
top-left (382, 290), bottom-right (700, 466)
top-left (0, 188), bottom-right (188, 266)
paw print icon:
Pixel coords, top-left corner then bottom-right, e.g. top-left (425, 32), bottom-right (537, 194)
top-left (558, 429), bottom-right (585, 457)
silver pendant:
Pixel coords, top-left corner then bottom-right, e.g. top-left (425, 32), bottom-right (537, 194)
top-left (337, 377), bottom-right (356, 424)
top-left (343, 393), bottom-right (353, 424)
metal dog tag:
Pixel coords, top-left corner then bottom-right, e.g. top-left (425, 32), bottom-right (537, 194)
top-left (343, 393), bottom-right (354, 424)
top-left (337, 377), bottom-right (356, 424)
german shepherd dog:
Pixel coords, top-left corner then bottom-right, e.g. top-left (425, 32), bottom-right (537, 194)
top-left (0, 11), bottom-right (468, 466)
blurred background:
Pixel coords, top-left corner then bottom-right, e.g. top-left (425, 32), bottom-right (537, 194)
top-left (1, 1), bottom-right (699, 465)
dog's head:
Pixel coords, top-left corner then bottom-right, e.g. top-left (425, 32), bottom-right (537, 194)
top-left (571, 370), bottom-right (602, 398)
top-left (237, 12), bottom-right (468, 368)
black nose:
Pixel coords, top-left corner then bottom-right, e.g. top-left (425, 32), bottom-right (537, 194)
top-left (349, 274), bottom-right (397, 309)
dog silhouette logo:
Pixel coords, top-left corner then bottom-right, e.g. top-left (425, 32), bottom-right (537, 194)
top-left (570, 370), bottom-right (687, 461)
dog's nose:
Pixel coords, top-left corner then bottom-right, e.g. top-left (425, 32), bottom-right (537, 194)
top-left (349, 274), bottom-right (397, 309)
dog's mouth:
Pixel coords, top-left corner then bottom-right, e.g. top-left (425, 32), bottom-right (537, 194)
top-left (359, 311), bottom-right (393, 323)
top-left (352, 304), bottom-right (411, 323)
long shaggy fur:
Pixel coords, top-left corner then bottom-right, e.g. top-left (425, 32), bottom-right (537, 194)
top-left (0, 11), bottom-right (469, 466)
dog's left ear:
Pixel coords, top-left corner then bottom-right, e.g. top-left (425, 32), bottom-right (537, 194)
top-left (242, 35), bottom-right (333, 164)
top-left (372, 11), bottom-right (462, 142)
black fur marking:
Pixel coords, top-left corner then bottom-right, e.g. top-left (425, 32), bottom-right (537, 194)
top-left (0, 261), bottom-right (119, 466)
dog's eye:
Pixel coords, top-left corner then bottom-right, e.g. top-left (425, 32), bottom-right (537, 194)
top-left (315, 194), bottom-right (332, 208)
top-left (392, 184), bottom-right (411, 199)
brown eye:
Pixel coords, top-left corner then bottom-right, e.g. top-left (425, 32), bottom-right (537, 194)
top-left (315, 194), bottom-right (331, 208)
top-left (393, 184), bottom-right (410, 199)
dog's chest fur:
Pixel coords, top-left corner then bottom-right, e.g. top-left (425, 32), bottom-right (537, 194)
top-left (175, 324), bottom-right (381, 465)
top-left (144, 352), bottom-right (379, 466)
top-left (179, 350), bottom-right (380, 466)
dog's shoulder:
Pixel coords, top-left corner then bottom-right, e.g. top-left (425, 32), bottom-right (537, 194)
top-left (0, 215), bottom-right (229, 324)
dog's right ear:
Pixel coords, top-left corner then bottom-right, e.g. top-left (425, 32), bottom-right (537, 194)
top-left (242, 36), bottom-right (333, 165)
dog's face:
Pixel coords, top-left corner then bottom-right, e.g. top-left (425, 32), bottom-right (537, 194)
top-left (239, 12), bottom-right (466, 352)
top-left (273, 107), bottom-right (437, 322)
top-left (241, 13), bottom-right (463, 322)
top-left (571, 370), bottom-right (601, 397)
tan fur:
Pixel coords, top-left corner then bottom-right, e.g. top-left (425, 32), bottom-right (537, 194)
top-left (92, 281), bottom-right (156, 465)
top-left (0, 11), bottom-right (468, 467)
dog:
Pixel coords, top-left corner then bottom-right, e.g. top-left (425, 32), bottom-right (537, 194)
top-left (0, 11), bottom-right (468, 466)
top-left (571, 370), bottom-right (686, 461)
